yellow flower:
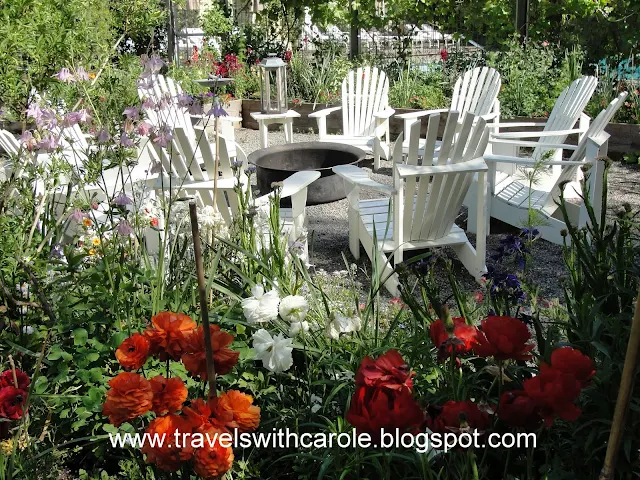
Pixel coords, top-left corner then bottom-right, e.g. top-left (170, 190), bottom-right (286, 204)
top-left (0, 439), bottom-right (13, 456)
top-left (89, 72), bottom-right (96, 79)
top-left (88, 248), bottom-right (96, 256)
top-left (91, 237), bottom-right (101, 247)
top-left (83, 218), bottom-right (92, 227)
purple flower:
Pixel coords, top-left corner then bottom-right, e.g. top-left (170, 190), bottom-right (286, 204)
top-left (19, 131), bottom-right (37, 150)
top-left (50, 243), bottom-right (64, 259)
top-left (70, 208), bottom-right (87, 223)
top-left (141, 97), bottom-right (155, 110)
top-left (62, 112), bottom-right (79, 127)
top-left (144, 55), bottom-right (164, 74)
top-left (151, 127), bottom-right (173, 148)
top-left (119, 132), bottom-right (135, 147)
top-left (39, 109), bottom-right (58, 129)
top-left (206, 100), bottom-right (228, 118)
top-left (52, 68), bottom-right (75, 83)
top-left (177, 93), bottom-right (193, 108)
top-left (37, 135), bottom-right (59, 152)
top-left (75, 66), bottom-right (90, 81)
top-left (123, 106), bottom-right (140, 120)
top-left (96, 128), bottom-right (111, 143)
top-left (26, 103), bottom-right (43, 123)
top-left (112, 192), bottom-right (133, 206)
top-left (136, 121), bottom-right (152, 136)
top-left (75, 109), bottom-right (92, 124)
top-left (116, 220), bottom-right (134, 236)
top-left (150, 159), bottom-right (163, 174)
top-left (188, 98), bottom-right (204, 116)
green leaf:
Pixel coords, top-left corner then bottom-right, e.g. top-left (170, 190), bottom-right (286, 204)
top-left (72, 328), bottom-right (89, 346)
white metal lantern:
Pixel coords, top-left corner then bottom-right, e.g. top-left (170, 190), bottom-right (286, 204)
top-left (258, 53), bottom-right (288, 114)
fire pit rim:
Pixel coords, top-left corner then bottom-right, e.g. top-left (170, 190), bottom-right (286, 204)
top-left (247, 141), bottom-right (367, 172)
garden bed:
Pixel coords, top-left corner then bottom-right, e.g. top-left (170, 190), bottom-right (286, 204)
top-left (240, 100), bottom-right (640, 154)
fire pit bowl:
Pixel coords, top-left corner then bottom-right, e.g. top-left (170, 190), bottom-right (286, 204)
top-left (248, 142), bottom-right (367, 205)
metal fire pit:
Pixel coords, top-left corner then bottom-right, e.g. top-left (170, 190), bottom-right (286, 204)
top-left (248, 142), bottom-right (366, 205)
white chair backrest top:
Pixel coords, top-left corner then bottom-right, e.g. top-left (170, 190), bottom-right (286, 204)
top-left (341, 66), bottom-right (389, 137)
top-left (532, 75), bottom-right (598, 161)
top-left (544, 91), bottom-right (627, 208)
top-left (450, 67), bottom-right (501, 117)
top-left (395, 111), bottom-right (489, 242)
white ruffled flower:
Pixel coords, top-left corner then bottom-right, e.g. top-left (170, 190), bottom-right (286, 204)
top-left (279, 295), bottom-right (309, 323)
top-left (310, 394), bottom-right (322, 414)
top-left (289, 321), bottom-right (309, 337)
top-left (198, 205), bottom-right (229, 239)
top-left (242, 285), bottom-right (280, 324)
top-left (22, 326), bottom-right (34, 335)
top-left (252, 328), bottom-right (293, 373)
top-left (325, 311), bottom-right (362, 340)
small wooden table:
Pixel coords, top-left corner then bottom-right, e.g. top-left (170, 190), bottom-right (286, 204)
top-left (250, 110), bottom-right (301, 148)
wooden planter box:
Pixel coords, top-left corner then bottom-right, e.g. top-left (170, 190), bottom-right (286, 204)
top-left (240, 100), bottom-right (640, 155)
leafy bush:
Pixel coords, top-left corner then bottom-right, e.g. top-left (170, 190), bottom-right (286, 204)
top-left (388, 67), bottom-right (448, 110)
top-left (487, 37), bottom-right (573, 118)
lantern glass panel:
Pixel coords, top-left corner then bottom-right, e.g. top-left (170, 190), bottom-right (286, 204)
top-left (258, 54), bottom-right (288, 114)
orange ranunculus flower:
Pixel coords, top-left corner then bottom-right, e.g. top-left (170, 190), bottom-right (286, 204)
top-left (144, 312), bottom-right (197, 361)
top-left (116, 333), bottom-right (151, 370)
top-left (142, 414), bottom-right (194, 471)
top-left (210, 390), bottom-right (260, 433)
top-left (150, 375), bottom-right (188, 416)
top-left (183, 398), bottom-right (212, 431)
top-left (102, 372), bottom-right (153, 426)
top-left (192, 426), bottom-right (234, 479)
top-left (181, 325), bottom-right (239, 380)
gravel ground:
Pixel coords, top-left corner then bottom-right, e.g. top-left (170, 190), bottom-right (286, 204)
top-left (235, 127), bottom-right (640, 302)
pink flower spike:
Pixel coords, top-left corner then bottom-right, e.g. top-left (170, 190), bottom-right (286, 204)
top-left (75, 66), bottom-right (89, 81)
top-left (136, 121), bottom-right (152, 136)
top-left (53, 68), bottom-right (75, 83)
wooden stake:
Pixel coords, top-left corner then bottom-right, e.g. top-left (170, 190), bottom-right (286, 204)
top-left (188, 201), bottom-right (217, 398)
top-left (599, 289), bottom-right (640, 479)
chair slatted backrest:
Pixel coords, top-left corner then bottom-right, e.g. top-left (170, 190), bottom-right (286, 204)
top-left (531, 76), bottom-right (598, 161)
top-left (543, 91), bottom-right (627, 209)
top-left (341, 66), bottom-right (389, 137)
top-left (397, 111), bottom-right (489, 242)
top-left (450, 67), bottom-right (501, 117)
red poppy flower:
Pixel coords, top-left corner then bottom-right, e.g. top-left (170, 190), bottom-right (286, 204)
top-left (426, 400), bottom-right (491, 437)
top-left (546, 347), bottom-right (595, 387)
top-left (473, 316), bottom-right (534, 361)
top-left (429, 317), bottom-right (479, 361)
top-left (523, 368), bottom-right (581, 427)
top-left (355, 350), bottom-right (414, 391)
top-left (498, 390), bottom-right (541, 430)
top-left (0, 387), bottom-right (28, 419)
top-left (0, 369), bottom-right (30, 391)
top-left (346, 386), bottom-right (424, 437)
top-left (181, 325), bottom-right (239, 380)
top-left (116, 333), bottom-right (151, 370)
top-left (150, 375), bottom-right (188, 416)
top-left (144, 312), bottom-right (197, 361)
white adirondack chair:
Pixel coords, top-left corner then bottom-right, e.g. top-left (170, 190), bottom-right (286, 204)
top-left (151, 133), bottom-right (319, 260)
top-left (333, 111), bottom-right (490, 296)
top-left (474, 92), bottom-right (627, 246)
top-left (395, 67), bottom-right (501, 157)
top-left (466, 75), bottom-right (598, 235)
top-left (308, 66), bottom-right (395, 172)
top-left (139, 74), bottom-right (240, 163)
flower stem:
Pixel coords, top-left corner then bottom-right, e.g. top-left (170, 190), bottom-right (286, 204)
top-left (189, 202), bottom-right (217, 398)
